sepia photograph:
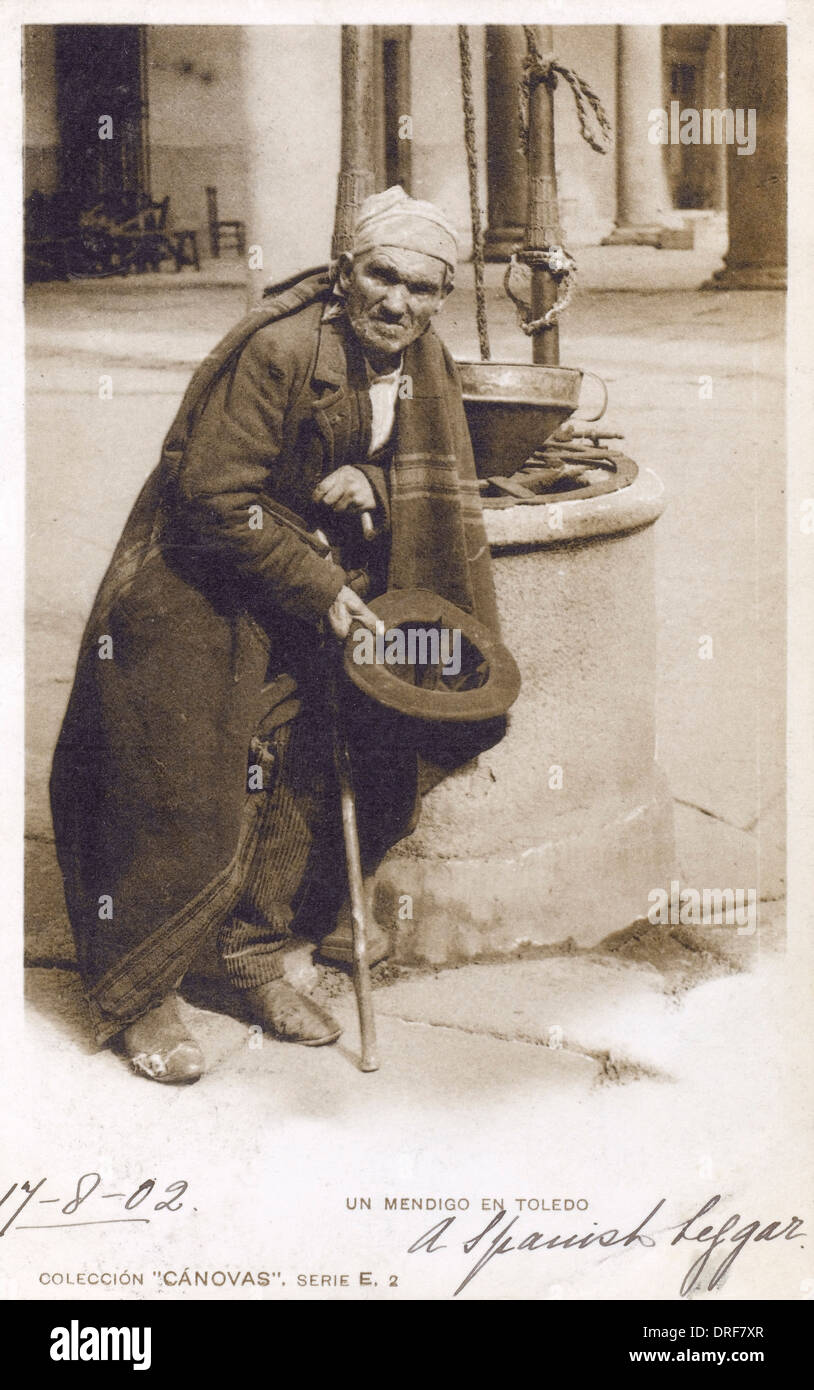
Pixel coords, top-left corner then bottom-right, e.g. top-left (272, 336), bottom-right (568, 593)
top-left (2, 0), bottom-right (811, 1333)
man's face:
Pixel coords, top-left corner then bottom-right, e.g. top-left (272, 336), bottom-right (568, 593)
top-left (338, 247), bottom-right (451, 364)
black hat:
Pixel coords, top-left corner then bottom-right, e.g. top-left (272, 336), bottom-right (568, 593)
top-left (342, 588), bottom-right (521, 723)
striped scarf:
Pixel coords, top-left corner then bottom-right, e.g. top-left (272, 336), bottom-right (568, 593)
top-left (389, 325), bottom-right (499, 634)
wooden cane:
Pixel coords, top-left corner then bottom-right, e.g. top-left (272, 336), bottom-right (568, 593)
top-left (329, 668), bottom-right (379, 1073)
top-left (317, 514), bottom-right (379, 1071)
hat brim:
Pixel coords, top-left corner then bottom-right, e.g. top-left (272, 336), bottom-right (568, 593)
top-left (342, 588), bottom-right (521, 723)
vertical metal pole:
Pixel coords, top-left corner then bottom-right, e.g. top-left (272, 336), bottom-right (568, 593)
top-left (524, 25), bottom-right (560, 365)
top-left (332, 25), bottom-right (378, 258)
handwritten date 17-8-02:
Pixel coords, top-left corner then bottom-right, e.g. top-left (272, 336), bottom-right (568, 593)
top-left (0, 1174), bottom-right (189, 1235)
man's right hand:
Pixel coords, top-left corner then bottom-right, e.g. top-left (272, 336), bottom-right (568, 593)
top-left (326, 585), bottom-right (384, 641)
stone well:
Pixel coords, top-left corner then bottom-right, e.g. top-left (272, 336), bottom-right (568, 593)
top-left (371, 466), bottom-right (676, 963)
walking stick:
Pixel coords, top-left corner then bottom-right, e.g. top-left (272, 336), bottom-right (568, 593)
top-left (330, 667), bottom-right (379, 1073)
top-left (317, 516), bottom-right (379, 1073)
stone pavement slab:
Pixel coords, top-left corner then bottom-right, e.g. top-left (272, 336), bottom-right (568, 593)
top-left (23, 965), bottom-right (602, 1135)
top-left (369, 955), bottom-right (686, 1081)
top-left (22, 936), bottom-right (761, 1108)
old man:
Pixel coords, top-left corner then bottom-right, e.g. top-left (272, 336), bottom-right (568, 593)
top-left (50, 186), bottom-right (501, 1083)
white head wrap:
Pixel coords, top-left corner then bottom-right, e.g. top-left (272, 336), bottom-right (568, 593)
top-left (351, 185), bottom-right (458, 272)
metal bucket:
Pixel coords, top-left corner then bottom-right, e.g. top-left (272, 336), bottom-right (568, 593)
top-left (457, 361), bottom-right (584, 478)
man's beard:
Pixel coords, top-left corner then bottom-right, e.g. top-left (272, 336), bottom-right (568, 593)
top-left (346, 307), bottom-right (420, 359)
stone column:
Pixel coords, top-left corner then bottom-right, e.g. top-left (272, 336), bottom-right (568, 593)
top-left (240, 26), bottom-right (341, 306)
top-left (604, 25), bottom-right (678, 245)
top-left (704, 26), bottom-right (728, 211)
top-left (704, 25), bottom-right (786, 290)
top-left (332, 26), bottom-right (377, 258)
top-left (484, 25), bottom-right (526, 259)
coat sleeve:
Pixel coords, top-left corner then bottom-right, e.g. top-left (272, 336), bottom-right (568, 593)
top-left (174, 325), bottom-right (348, 624)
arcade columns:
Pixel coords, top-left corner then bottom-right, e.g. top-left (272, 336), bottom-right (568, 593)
top-left (604, 25), bottom-right (678, 245)
top-left (705, 25), bottom-right (787, 290)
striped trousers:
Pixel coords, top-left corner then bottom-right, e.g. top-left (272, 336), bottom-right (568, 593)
top-left (217, 691), bottom-right (418, 988)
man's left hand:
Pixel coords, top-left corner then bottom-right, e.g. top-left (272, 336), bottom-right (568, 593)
top-left (312, 466), bottom-right (376, 514)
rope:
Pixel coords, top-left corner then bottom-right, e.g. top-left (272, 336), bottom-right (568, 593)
top-left (503, 246), bottom-right (577, 334)
top-left (509, 28), bottom-right (611, 336)
top-left (456, 26), bottom-right (612, 344)
top-left (458, 25), bottom-right (490, 361)
top-left (519, 26), bottom-right (612, 158)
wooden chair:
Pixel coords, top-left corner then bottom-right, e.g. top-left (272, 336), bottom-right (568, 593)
top-left (126, 195), bottom-right (201, 273)
top-left (206, 185), bottom-right (246, 258)
top-left (106, 194), bottom-right (174, 274)
top-left (171, 228), bottom-right (201, 272)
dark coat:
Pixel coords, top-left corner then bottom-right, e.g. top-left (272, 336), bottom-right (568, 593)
top-left (50, 275), bottom-right (501, 1041)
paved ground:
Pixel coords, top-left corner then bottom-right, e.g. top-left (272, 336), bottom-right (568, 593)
top-left (17, 244), bottom-right (800, 1301)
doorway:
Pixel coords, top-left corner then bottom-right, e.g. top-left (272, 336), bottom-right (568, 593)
top-left (54, 24), bottom-right (149, 220)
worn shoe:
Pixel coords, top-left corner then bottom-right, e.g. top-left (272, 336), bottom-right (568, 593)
top-left (319, 895), bottom-right (391, 966)
top-left (245, 979), bottom-right (342, 1046)
top-left (120, 994), bottom-right (204, 1084)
